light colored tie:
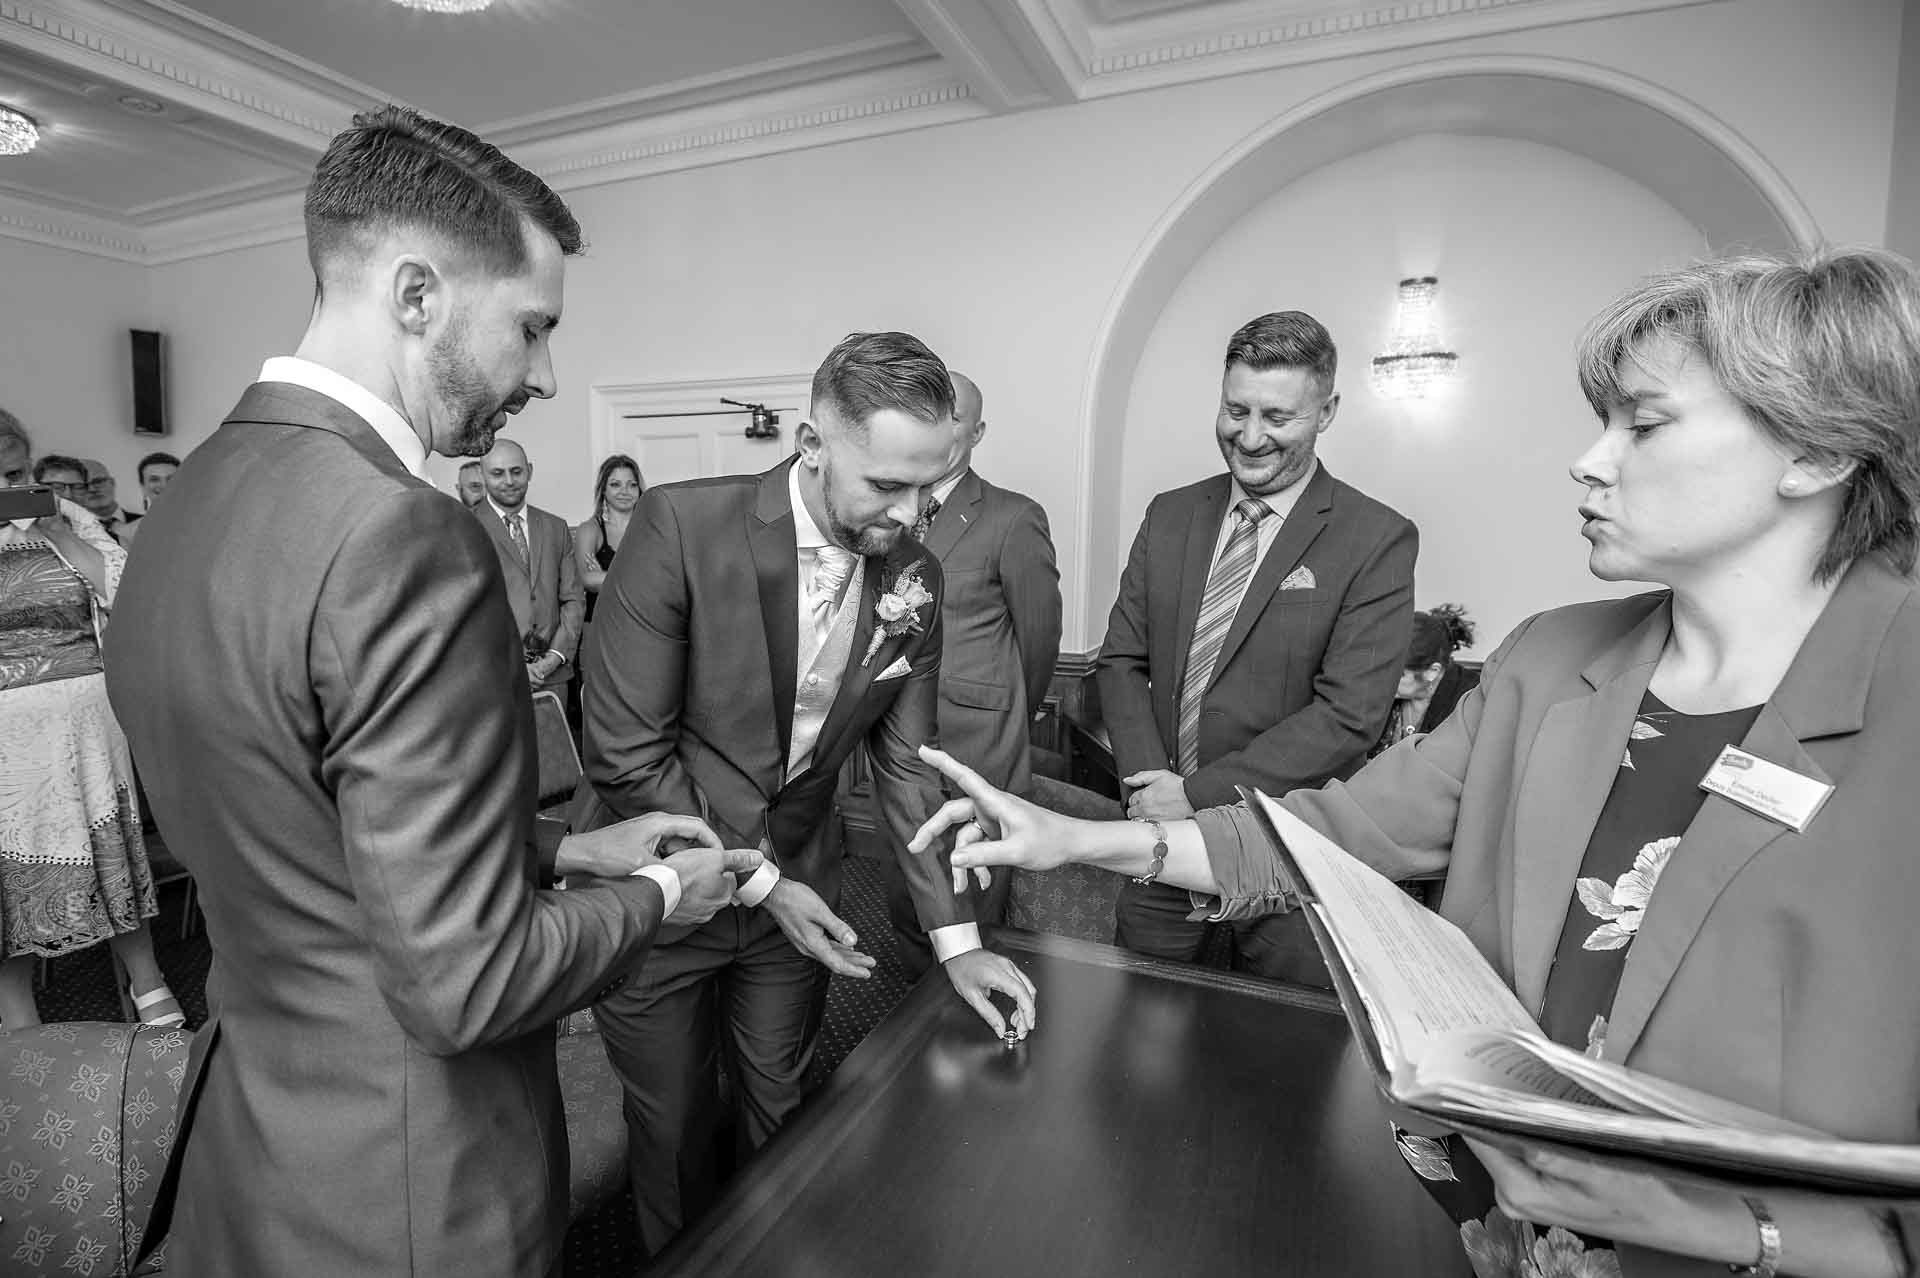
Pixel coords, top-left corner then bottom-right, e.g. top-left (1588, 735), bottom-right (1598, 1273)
top-left (810, 545), bottom-right (856, 617)
top-left (1177, 499), bottom-right (1272, 774)
top-left (506, 513), bottom-right (530, 568)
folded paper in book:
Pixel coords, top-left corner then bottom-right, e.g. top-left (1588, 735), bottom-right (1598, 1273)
top-left (1243, 789), bottom-right (1920, 1196)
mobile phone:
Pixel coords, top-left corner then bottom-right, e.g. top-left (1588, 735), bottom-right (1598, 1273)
top-left (0, 485), bottom-right (58, 522)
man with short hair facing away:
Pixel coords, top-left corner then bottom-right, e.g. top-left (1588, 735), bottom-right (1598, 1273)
top-left (136, 451), bottom-right (178, 511)
top-left (881, 371), bottom-right (1061, 977)
top-left (457, 457), bottom-right (486, 508)
top-left (582, 332), bottom-right (1039, 1256)
top-left (1096, 311), bottom-right (1417, 985)
top-left (103, 105), bottom-right (760, 1278)
top-left (78, 458), bottom-right (138, 543)
top-left (474, 437), bottom-right (584, 698)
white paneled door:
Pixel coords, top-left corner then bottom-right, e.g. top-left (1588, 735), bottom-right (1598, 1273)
top-left (592, 375), bottom-right (811, 485)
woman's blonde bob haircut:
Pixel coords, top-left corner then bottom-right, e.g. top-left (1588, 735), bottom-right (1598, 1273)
top-left (1575, 247), bottom-right (1920, 581)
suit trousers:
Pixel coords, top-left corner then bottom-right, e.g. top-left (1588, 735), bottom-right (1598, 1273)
top-left (593, 903), bottom-right (830, 1257)
top-left (1113, 879), bottom-right (1331, 989)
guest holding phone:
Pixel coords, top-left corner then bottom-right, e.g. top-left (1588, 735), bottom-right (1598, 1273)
top-left (910, 248), bottom-right (1920, 1277)
top-left (0, 420), bottom-right (182, 1029)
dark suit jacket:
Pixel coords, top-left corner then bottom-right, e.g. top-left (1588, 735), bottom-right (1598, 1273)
top-left (476, 500), bottom-right (585, 686)
top-left (581, 457), bottom-right (971, 937)
top-left (920, 468), bottom-right (1062, 793)
top-left (1210, 557), bottom-right (1920, 1276)
top-left (1096, 462), bottom-right (1418, 809)
top-left (103, 382), bottom-right (668, 1277)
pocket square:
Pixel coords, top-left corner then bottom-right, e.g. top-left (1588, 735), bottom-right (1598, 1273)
top-left (874, 656), bottom-right (914, 681)
top-left (1280, 565), bottom-right (1317, 591)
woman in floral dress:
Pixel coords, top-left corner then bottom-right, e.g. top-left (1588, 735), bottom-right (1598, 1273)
top-left (0, 452), bottom-right (181, 1030)
top-left (907, 247), bottom-right (1920, 1278)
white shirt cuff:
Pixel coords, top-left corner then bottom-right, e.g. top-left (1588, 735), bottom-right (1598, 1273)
top-left (632, 863), bottom-right (681, 918)
top-left (930, 923), bottom-right (982, 963)
top-left (732, 859), bottom-right (782, 908)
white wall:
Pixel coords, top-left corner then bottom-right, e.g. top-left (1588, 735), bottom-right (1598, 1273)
top-left (1121, 135), bottom-right (1707, 660)
top-left (0, 237), bottom-right (153, 493)
top-left (104, 0), bottom-right (1907, 649)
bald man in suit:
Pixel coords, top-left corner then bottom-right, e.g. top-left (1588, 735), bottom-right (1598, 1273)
top-left (475, 438), bottom-right (584, 698)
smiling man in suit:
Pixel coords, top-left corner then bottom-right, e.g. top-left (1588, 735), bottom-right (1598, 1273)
top-left (476, 437), bottom-right (584, 699)
top-left (881, 370), bottom-right (1061, 977)
top-left (1096, 311), bottom-right (1417, 985)
top-left (582, 332), bottom-right (1039, 1256)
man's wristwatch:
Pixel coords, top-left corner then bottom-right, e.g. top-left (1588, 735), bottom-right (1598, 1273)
top-left (1129, 816), bottom-right (1169, 886)
top-left (1727, 1196), bottom-right (1781, 1277)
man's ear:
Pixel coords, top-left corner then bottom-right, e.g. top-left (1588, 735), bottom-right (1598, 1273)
top-left (1316, 391), bottom-right (1342, 435)
top-left (389, 254), bottom-right (441, 337)
top-left (795, 420), bottom-right (824, 466)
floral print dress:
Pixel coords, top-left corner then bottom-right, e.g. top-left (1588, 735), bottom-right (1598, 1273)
top-left (1399, 691), bottom-right (1761, 1277)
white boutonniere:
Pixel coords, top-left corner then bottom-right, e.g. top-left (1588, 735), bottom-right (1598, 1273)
top-left (862, 558), bottom-right (933, 667)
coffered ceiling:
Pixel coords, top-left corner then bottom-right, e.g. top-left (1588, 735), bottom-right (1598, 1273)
top-left (0, 0), bottom-right (1709, 263)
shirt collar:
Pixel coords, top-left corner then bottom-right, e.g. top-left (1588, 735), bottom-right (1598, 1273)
top-left (259, 356), bottom-right (430, 480)
top-left (788, 460), bottom-right (831, 552)
top-left (1231, 457), bottom-right (1317, 521)
top-left (487, 497), bottom-right (526, 526)
top-left (930, 467), bottom-right (968, 509)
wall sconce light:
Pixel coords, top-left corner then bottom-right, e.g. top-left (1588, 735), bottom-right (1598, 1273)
top-left (1370, 276), bottom-right (1458, 401)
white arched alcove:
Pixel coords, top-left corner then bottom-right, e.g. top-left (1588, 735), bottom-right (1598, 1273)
top-left (1074, 55), bottom-right (1819, 647)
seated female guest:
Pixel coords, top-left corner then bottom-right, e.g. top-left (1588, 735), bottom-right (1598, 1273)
top-left (573, 453), bottom-right (643, 625)
top-left (1374, 603), bottom-right (1478, 757)
top-left (911, 248), bottom-right (1920, 1277)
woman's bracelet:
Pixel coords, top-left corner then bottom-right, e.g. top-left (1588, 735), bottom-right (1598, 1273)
top-left (1727, 1196), bottom-right (1780, 1278)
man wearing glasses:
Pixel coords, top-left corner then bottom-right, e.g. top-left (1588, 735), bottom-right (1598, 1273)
top-left (1094, 310), bottom-right (1417, 986)
top-left (77, 458), bottom-right (139, 544)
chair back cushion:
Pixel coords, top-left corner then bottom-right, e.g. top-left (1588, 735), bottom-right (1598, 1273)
top-left (531, 689), bottom-right (583, 808)
top-left (0, 1022), bottom-right (193, 1277)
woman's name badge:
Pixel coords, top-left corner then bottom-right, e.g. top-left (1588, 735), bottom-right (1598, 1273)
top-left (1698, 746), bottom-right (1833, 832)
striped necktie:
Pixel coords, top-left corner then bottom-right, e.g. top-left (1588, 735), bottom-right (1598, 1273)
top-left (1176, 498), bottom-right (1271, 774)
top-left (506, 513), bottom-right (529, 567)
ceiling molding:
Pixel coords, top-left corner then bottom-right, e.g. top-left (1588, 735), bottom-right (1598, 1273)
top-left (521, 58), bottom-right (985, 194)
top-left (1063, 0), bottom-right (1722, 97)
top-left (0, 187), bottom-right (143, 261)
top-left (891, 0), bottom-right (1084, 110)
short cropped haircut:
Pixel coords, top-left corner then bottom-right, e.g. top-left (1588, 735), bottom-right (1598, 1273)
top-left (1224, 312), bottom-right (1339, 397)
top-left (137, 451), bottom-right (179, 482)
top-left (458, 460), bottom-right (482, 474)
top-left (810, 332), bottom-right (955, 438)
top-left (33, 454), bottom-right (86, 482)
top-left (305, 104), bottom-right (583, 285)
top-left (1577, 247), bottom-right (1920, 580)
top-left (0, 406), bottom-right (29, 455)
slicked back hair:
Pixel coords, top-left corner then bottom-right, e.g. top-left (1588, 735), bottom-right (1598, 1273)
top-left (1224, 312), bottom-right (1338, 397)
top-left (1577, 247), bottom-right (1920, 581)
top-left (305, 104), bottom-right (583, 289)
top-left (810, 332), bottom-right (955, 441)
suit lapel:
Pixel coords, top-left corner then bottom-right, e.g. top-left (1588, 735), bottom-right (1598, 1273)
top-left (1211, 464), bottom-right (1334, 685)
top-left (814, 545), bottom-right (909, 759)
top-left (751, 462), bottom-right (801, 772)
top-left (1170, 477), bottom-right (1231, 697)
top-left (921, 469), bottom-right (982, 562)
top-left (1603, 559), bottom-right (1905, 1063)
top-left (479, 507), bottom-right (533, 584)
top-left (1507, 603), bottom-right (1667, 1015)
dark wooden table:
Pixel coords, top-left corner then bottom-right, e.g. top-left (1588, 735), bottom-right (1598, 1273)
top-left (649, 929), bottom-right (1470, 1277)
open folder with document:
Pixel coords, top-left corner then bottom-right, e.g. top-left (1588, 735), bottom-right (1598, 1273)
top-left (1242, 788), bottom-right (1920, 1195)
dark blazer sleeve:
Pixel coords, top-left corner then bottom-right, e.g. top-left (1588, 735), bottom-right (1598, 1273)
top-left (581, 487), bottom-right (708, 823)
top-left (312, 487), bottom-right (664, 1056)
top-left (1095, 502), bottom-right (1172, 781)
top-left (867, 567), bottom-right (977, 933)
top-left (1002, 496), bottom-right (1063, 719)
top-left (1184, 515), bottom-right (1419, 809)
top-left (552, 512), bottom-right (585, 665)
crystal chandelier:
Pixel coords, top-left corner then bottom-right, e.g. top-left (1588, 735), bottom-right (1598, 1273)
top-left (389, 0), bottom-right (493, 11)
top-left (0, 105), bottom-right (39, 156)
top-left (1370, 276), bottom-right (1458, 400)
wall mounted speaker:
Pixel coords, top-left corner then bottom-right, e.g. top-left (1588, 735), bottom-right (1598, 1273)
top-left (130, 329), bottom-right (167, 436)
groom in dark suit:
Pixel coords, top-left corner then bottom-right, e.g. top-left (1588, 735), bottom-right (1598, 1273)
top-left (582, 332), bottom-right (1039, 1255)
top-left (1097, 311), bottom-right (1417, 984)
top-left (103, 105), bottom-right (758, 1278)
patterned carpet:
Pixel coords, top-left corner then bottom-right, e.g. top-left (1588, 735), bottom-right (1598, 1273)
top-left (33, 846), bottom-right (915, 1277)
